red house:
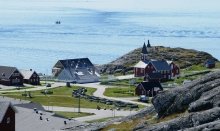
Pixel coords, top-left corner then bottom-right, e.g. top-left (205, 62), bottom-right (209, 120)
top-left (204, 59), bottom-right (216, 68)
top-left (134, 61), bottom-right (149, 77)
top-left (0, 102), bottom-right (16, 131)
top-left (20, 69), bottom-right (40, 85)
top-left (134, 42), bottom-right (180, 80)
top-left (135, 81), bottom-right (163, 97)
top-left (167, 61), bottom-right (180, 78)
top-left (144, 72), bottom-right (162, 82)
top-left (0, 66), bottom-right (24, 86)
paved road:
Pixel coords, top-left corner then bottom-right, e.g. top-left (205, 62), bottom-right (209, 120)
top-left (44, 106), bottom-right (137, 122)
top-left (75, 82), bottom-right (151, 106)
top-left (116, 74), bottom-right (135, 80)
top-left (0, 82), bottom-right (65, 93)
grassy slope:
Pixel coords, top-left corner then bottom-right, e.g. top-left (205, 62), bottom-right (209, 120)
top-left (0, 86), bottom-right (113, 109)
top-left (104, 87), bottom-right (135, 97)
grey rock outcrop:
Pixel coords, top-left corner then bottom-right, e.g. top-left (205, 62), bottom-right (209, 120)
top-left (152, 71), bottom-right (220, 117)
top-left (138, 71), bottom-right (220, 130)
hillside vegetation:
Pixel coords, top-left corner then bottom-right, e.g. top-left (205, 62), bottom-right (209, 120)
top-left (98, 46), bottom-right (218, 74)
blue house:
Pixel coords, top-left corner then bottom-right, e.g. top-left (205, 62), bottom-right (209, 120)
top-left (204, 59), bottom-right (216, 68)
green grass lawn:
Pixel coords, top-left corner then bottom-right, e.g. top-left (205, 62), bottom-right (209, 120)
top-left (216, 61), bottom-right (220, 68)
top-left (104, 87), bottom-right (136, 97)
top-left (164, 64), bottom-right (214, 85)
top-left (0, 86), bottom-right (114, 109)
top-left (54, 111), bottom-right (94, 119)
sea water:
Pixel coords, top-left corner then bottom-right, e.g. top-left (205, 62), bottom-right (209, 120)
top-left (0, 0), bottom-right (220, 74)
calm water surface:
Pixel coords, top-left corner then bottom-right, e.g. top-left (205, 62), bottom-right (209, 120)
top-left (0, 0), bottom-right (220, 73)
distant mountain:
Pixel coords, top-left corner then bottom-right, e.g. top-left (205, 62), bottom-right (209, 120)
top-left (98, 46), bottom-right (218, 74)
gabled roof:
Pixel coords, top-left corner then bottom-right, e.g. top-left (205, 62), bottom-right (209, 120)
top-left (134, 60), bottom-right (149, 68)
top-left (56, 58), bottom-right (94, 69)
top-left (150, 60), bottom-right (171, 71)
top-left (0, 102), bottom-right (16, 123)
top-left (140, 81), bottom-right (163, 90)
top-left (166, 60), bottom-right (173, 65)
top-left (0, 66), bottom-right (18, 79)
top-left (20, 69), bottom-right (38, 79)
top-left (141, 43), bottom-right (148, 54)
top-left (147, 40), bottom-right (151, 48)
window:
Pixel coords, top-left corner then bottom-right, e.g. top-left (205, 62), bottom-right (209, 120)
top-left (13, 73), bottom-right (20, 77)
top-left (7, 117), bottom-right (10, 124)
top-left (141, 69), bottom-right (143, 73)
top-left (12, 79), bottom-right (20, 83)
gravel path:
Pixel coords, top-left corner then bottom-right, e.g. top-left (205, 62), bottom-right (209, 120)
top-left (44, 106), bottom-right (137, 122)
top-left (75, 82), bottom-right (151, 106)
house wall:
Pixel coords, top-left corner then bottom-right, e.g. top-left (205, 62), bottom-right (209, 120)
top-left (160, 70), bottom-right (171, 81)
top-left (0, 70), bottom-right (23, 86)
top-left (145, 63), bottom-right (156, 74)
top-left (170, 63), bottom-right (180, 77)
top-left (9, 70), bottom-right (23, 86)
top-left (206, 63), bottom-right (215, 68)
top-left (0, 79), bottom-right (11, 86)
top-left (135, 85), bottom-right (158, 97)
top-left (24, 72), bottom-right (40, 85)
top-left (0, 107), bottom-right (15, 131)
top-left (134, 67), bottom-right (145, 77)
top-left (135, 85), bottom-right (146, 96)
top-left (145, 63), bottom-right (171, 80)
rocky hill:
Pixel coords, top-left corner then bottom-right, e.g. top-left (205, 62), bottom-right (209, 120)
top-left (98, 46), bottom-right (218, 74)
top-left (133, 70), bottom-right (220, 130)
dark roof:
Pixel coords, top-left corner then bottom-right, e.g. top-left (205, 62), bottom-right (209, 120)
top-left (141, 43), bottom-right (148, 54)
top-left (58, 58), bottom-right (94, 69)
top-left (140, 81), bottom-right (163, 90)
top-left (0, 102), bottom-right (16, 123)
top-left (14, 102), bottom-right (45, 111)
top-left (205, 59), bottom-right (215, 64)
top-left (150, 60), bottom-right (171, 71)
top-left (147, 72), bottom-right (162, 79)
top-left (0, 66), bottom-right (18, 79)
top-left (147, 40), bottom-right (151, 48)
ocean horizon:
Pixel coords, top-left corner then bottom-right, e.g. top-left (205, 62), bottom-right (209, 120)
top-left (0, 0), bottom-right (220, 74)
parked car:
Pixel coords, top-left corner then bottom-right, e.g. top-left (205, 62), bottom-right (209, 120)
top-left (100, 98), bottom-right (107, 103)
top-left (114, 101), bottom-right (126, 107)
top-left (105, 100), bottom-right (113, 105)
top-left (139, 95), bottom-right (149, 103)
top-left (130, 104), bottom-right (139, 108)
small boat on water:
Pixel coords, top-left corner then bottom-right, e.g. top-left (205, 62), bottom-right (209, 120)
top-left (55, 21), bottom-right (61, 24)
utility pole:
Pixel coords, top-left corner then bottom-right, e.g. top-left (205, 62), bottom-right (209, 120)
top-left (78, 94), bottom-right (81, 113)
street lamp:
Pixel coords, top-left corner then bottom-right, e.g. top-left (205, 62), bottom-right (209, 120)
top-left (72, 88), bottom-right (87, 113)
top-left (78, 93), bottom-right (80, 113)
